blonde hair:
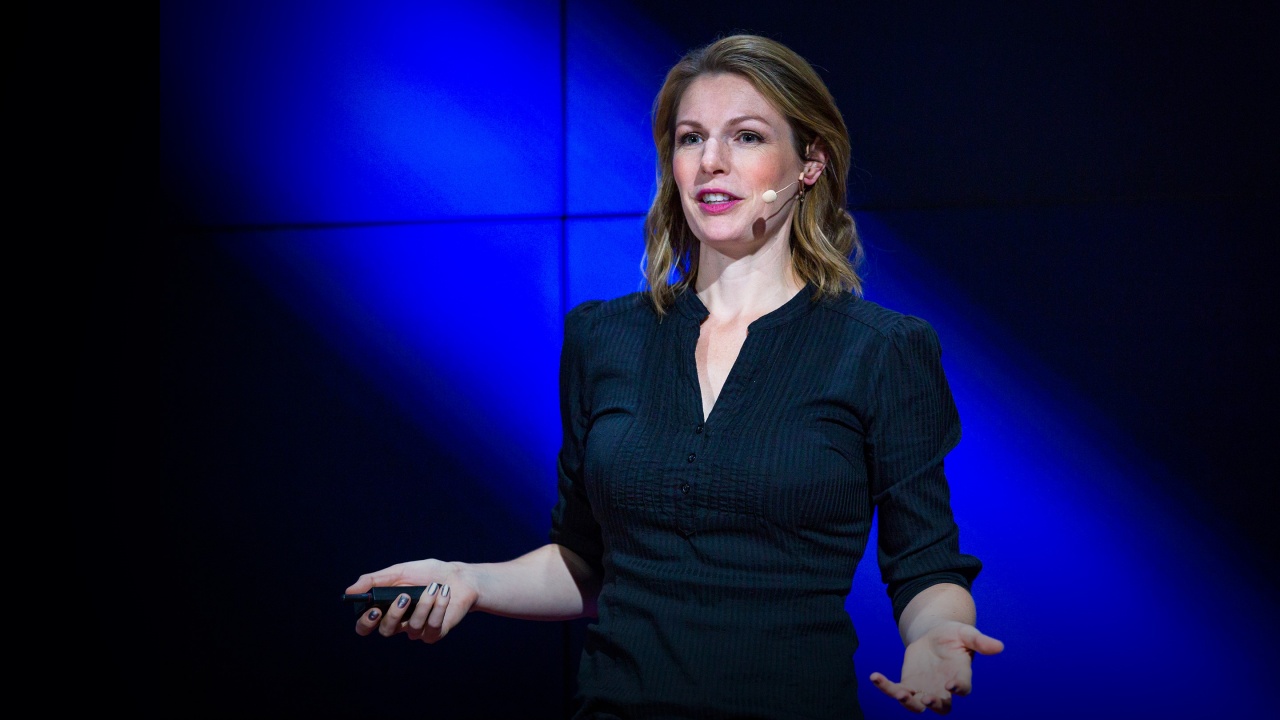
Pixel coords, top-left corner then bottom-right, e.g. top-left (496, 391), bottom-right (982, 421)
top-left (644, 34), bottom-right (862, 314)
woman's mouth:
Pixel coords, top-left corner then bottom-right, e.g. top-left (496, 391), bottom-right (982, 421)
top-left (697, 190), bottom-right (741, 214)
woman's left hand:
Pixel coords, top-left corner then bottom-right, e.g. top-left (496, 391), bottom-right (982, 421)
top-left (869, 620), bottom-right (1004, 714)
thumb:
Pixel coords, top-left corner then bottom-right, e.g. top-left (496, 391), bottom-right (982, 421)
top-left (346, 566), bottom-right (407, 594)
top-left (960, 625), bottom-right (1005, 656)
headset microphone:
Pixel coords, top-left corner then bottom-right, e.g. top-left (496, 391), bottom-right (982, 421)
top-left (763, 174), bottom-right (807, 204)
top-left (761, 181), bottom-right (796, 204)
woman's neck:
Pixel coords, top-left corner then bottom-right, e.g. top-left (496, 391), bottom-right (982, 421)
top-left (695, 241), bottom-right (803, 321)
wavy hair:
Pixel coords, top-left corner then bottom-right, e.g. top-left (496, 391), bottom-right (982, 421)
top-left (643, 34), bottom-right (862, 313)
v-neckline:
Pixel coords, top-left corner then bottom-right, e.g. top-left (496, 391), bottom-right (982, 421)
top-left (696, 320), bottom-right (751, 422)
top-left (677, 283), bottom-right (816, 424)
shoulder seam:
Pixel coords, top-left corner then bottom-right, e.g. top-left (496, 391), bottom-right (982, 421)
top-left (817, 294), bottom-right (910, 340)
top-left (590, 291), bottom-right (650, 320)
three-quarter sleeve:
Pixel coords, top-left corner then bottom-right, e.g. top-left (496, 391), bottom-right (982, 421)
top-left (866, 315), bottom-right (982, 622)
top-left (548, 300), bottom-right (605, 574)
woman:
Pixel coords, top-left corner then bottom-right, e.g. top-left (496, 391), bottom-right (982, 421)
top-left (347, 34), bottom-right (1002, 718)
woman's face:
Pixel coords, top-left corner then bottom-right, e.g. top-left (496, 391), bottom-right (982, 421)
top-left (672, 72), bottom-right (806, 255)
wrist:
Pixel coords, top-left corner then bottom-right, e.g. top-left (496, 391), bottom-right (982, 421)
top-left (446, 559), bottom-right (471, 587)
top-left (898, 584), bottom-right (976, 645)
top-left (906, 618), bottom-right (966, 645)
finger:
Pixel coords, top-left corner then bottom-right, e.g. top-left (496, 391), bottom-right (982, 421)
top-left (423, 584), bottom-right (452, 642)
top-left (975, 634), bottom-right (1005, 655)
top-left (869, 672), bottom-right (899, 697)
top-left (924, 690), bottom-right (953, 715)
top-left (948, 662), bottom-right (975, 697)
top-left (346, 563), bottom-right (417, 594)
top-left (869, 673), bottom-right (916, 704)
top-left (345, 572), bottom-right (377, 595)
top-left (376, 591), bottom-right (417, 637)
top-left (438, 588), bottom-right (469, 640)
top-left (409, 583), bottom-right (444, 628)
top-left (365, 565), bottom-right (416, 589)
top-left (354, 606), bottom-right (383, 636)
top-left (958, 625), bottom-right (1005, 656)
top-left (405, 585), bottom-right (440, 640)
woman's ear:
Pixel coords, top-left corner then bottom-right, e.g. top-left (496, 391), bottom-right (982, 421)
top-left (802, 140), bottom-right (829, 185)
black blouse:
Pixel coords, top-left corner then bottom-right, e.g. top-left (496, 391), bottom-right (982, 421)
top-left (550, 284), bottom-right (982, 719)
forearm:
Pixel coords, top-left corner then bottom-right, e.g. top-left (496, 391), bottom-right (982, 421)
top-left (458, 543), bottom-right (600, 621)
top-left (897, 582), bottom-right (976, 645)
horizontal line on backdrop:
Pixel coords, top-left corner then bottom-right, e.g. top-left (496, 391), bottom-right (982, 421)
top-left (167, 211), bottom-right (649, 234)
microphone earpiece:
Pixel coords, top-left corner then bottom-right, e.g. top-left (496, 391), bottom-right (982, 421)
top-left (762, 174), bottom-right (806, 204)
top-left (762, 180), bottom-right (797, 204)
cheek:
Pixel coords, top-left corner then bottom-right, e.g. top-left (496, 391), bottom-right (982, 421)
top-left (672, 154), bottom-right (697, 188)
top-left (750, 159), bottom-right (789, 188)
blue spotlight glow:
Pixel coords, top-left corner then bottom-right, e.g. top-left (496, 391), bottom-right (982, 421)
top-left (566, 0), bottom-right (680, 215)
top-left (162, 0), bottom-right (562, 225)
top-left (219, 220), bottom-right (564, 531)
top-left (847, 212), bottom-right (1275, 718)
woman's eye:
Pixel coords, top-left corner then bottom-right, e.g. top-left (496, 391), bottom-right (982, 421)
top-left (739, 132), bottom-right (762, 144)
top-left (678, 133), bottom-right (702, 146)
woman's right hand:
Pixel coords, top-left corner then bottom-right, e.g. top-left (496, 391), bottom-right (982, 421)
top-left (346, 559), bottom-right (475, 644)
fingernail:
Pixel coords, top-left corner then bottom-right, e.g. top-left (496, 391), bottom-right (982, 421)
top-left (441, 584), bottom-right (450, 598)
top-left (427, 582), bottom-right (440, 596)
top-left (367, 609), bottom-right (380, 621)
top-left (397, 594), bottom-right (410, 609)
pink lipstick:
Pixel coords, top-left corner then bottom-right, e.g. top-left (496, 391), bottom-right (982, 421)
top-left (697, 188), bottom-right (741, 214)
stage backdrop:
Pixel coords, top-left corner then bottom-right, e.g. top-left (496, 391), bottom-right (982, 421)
top-left (117, 1), bottom-right (1276, 716)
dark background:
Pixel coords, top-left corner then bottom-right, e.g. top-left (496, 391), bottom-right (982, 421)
top-left (643, 2), bottom-right (1276, 562)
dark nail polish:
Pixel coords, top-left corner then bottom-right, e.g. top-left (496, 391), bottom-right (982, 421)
top-left (367, 609), bottom-right (380, 621)
top-left (397, 594), bottom-right (410, 609)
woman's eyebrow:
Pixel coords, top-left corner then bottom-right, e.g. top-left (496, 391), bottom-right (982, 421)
top-left (675, 114), bottom-right (772, 129)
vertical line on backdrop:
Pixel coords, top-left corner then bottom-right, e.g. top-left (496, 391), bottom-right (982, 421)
top-left (557, 5), bottom-right (573, 719)
top-left (558, 0), bottom-right (571, 321)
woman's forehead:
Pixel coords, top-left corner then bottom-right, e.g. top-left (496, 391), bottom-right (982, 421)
top-left (675, 73), bottom-right (786, 126)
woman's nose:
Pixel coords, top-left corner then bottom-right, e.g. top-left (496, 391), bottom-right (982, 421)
top-left (699, 138), bottom-right (727, 174)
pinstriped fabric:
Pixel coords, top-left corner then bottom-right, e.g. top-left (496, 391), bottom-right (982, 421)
top-left (549, 284), bottom-right (982, 720)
